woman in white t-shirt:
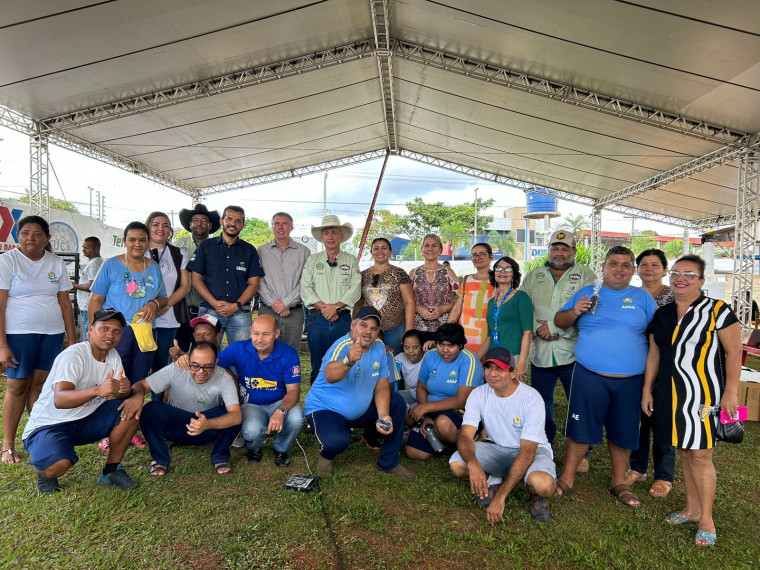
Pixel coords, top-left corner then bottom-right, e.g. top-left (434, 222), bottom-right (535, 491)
top-left (145, 212), bottom-right (190, 379)
top-left (0, 216), bottom-right (75, 464)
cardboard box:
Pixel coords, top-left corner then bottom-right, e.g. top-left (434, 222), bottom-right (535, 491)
top-left (738, 381), bottom-right (760, 422)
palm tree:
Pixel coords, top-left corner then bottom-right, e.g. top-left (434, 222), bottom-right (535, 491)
top-left (557, 213), bottom-right (589, 235)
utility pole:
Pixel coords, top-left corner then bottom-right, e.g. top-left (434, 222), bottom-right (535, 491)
top-left (474, 187), bottom-right (479, 245)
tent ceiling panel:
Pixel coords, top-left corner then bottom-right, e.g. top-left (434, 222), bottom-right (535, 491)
top-left (395, 0), bottom-right (760, 133)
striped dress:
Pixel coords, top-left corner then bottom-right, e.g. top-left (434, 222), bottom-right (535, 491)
top-left (649, 296), bottom-right (738, 449)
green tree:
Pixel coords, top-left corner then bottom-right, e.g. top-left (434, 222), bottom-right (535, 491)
top-left (352, 209), bottom-right (404, 257)
top-left (523, 243), bottom-right (604, 273)
top-left (557, 213), bottom-right (588, 235)
top-left (399, 238), bottom-right (422, 261)
top-left (19, 194), bottom-right (79, 213)
top-left (398, 197), bottom-right (494, 242)
top-left (630, 236), bottom-right (658, 256)
top-left (663, 239), bottom-right (689, 260)
top-left (239, 217), bottom-right (273, 248)
top-left (440, 221), bottom-right (471, 260)
top-left (487, 230), bottom-right (517, 258)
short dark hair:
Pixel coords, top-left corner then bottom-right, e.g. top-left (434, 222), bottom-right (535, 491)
top-left (84, 236), bottom-right (101, 249)
top-left (18, 215), bottom-right (50, 237)
top-left (189, 340), bottom-right (219, 358)
top-left (674, 254), bottom-right (705, 278)
top-left (271, 212), bottom-right (293, 224)
top-left (605, 245), bottom-right (635, 263)
top-left (472, 242), bottom-right (492, 256)
top-left (123, 221), bottom-right (149, 240)
top-left (402, 329), bottom-right (422, 344)
top-left (371, 237), bottom-right (392, 251)
top-left (636, 248), bottom-right (667, 268)
top-left (223, 205), bottom-right (245, 219)
top-left (435, 323), bottom-right (466, 349)
top-left (489, 256), bottom-right (522, 288)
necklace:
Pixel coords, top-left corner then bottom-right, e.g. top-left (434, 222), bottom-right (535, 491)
top-left (491, 286), bottom-right (514, 344)
top-left (125, 256), bottom-right (147, 299)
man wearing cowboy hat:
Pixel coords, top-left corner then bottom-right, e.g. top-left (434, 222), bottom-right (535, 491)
top-left (174, 204), bottom-right (221, 351)
top-left (301, 214), bottom-right (361, 383)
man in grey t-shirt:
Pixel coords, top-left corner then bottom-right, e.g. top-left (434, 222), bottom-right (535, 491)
top-left (133, 341), bottom-right (241, 476)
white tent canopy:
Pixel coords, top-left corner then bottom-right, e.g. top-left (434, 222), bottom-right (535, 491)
top-left (1, 0), bottom-right (759, 228)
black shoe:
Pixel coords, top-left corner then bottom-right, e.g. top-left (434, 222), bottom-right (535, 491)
top-left (274, 451), bottom-right (290, 467)
top-left (36, 476), bottom-right (61, 493)
top-left (530, 494), bottom-right (551, 522)
top-left (247, 448), bottom-right (263, 463)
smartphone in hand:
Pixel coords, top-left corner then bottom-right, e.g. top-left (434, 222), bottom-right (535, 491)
top-left (720, 406), bottom-right (748, 424)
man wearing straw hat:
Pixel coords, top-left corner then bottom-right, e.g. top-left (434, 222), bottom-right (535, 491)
top-left (301, 215), bottom-right (361, 383)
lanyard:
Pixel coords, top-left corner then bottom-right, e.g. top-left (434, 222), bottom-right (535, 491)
top-left (492, 287), bottom-right (513, 344)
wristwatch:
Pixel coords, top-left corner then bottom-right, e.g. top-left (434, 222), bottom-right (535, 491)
top-left (342, 355), bottom-right (353, 367)
top-left (278, 407), bottom-right (287, 416)
top-left (236, 301), bottom-right (250, 313)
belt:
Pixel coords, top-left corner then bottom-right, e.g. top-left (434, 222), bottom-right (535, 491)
top-left (263, 303), bottom-right (302, 311)
top-left (309, 308), bottom-right (350, 316)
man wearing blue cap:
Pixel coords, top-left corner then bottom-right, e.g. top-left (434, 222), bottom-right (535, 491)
top-left (449, 346), bottom-right (557, 524)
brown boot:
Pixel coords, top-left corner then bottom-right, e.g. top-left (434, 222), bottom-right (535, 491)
top-left (316, 456), bottom-right (334, 475)
top-left (379, 463), bottom-right (416, 479)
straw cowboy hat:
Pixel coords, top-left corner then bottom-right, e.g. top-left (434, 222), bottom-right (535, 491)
top-left (178, 204), bottom-right (221, 233)
top-left (311, 214), bottom-right (353, 243)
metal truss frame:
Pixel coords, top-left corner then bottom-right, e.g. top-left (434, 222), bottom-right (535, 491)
top-left (590, 207), bottom-right (603, 273)
top-left (28, 131), bottom-right (49, 219)
top-left (38, 41), bottom-right (376, 132)
top-left (370, 0), bottom-right (397, 151)
top-left (390, 40), bottom-right (747, 146)
top-left (198, 150), bottom-right (389, 196)
top-left (731, 149), bottom-right (759, 338)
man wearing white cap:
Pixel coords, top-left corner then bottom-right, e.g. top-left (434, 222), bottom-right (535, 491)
top-left (300, 215), bottom-right (361, 383)
top-left (520, 230), bottom-right (596, 471)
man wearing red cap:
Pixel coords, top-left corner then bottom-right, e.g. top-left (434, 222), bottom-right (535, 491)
top-left (449, 346), bottom-right (557, 524)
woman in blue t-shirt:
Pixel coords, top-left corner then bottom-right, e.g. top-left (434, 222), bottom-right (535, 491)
top-left (405, 323), bottom-right (483, 460)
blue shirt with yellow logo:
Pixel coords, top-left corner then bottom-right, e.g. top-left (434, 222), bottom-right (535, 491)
top-left (418, 348), bottom-right (484, 404)
top-left (304, 334), bottom-right (389, 420)
top-left (217, 339), bottom-right (301, 405)
top-left (561, 285), bottom-right (656, 375)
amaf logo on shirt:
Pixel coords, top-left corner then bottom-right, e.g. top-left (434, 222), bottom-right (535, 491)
top-left (446, 370), bottom-right (458, 384)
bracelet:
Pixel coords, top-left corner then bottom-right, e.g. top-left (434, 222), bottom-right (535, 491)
top-left (153, 299), bottom-right (161, 310)
top-left (0, 344), bottom-right (7, 350)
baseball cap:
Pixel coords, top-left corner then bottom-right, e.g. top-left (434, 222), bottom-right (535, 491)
top-left (355, 305), bottom-right (382, 325)
top-left (483, 347), bottom-right (516, 371)
top-left (549, 230), bottom-right (576, 248)
top-left (92, 308), bottom-right (127, 327)
top-left (189, 314), bottom-right (222, 332)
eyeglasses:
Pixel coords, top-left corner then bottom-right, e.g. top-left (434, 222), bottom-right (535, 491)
top-left (668, 270), bottom-right (701, 280)
top-left (191, 217), bottom-right (209, 224)
top-left (189, 363), bottom-right (215, 373)
top-left (470, 252), bottom-right (490, 259)
top-left (494, 266), bottom-right (514, 273)
top-left (371, 274), bottom-right (380, 287)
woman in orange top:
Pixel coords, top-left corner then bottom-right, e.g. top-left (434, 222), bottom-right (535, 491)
top-left (447, 243), bottom-right (494, 353)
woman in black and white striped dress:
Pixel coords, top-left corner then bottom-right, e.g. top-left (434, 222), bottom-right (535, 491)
top-left (642, 255), bottom-right (741, 548)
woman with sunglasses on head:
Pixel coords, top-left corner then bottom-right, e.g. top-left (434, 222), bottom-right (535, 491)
top-left (476, 257), bottom-right (533, 383)
top-left (145, 212), bottom-right (190, 376)
top-left (447, 243), bottom-right (495, 353)
top-left (409, 234), bottom-right (459, 335)
top-left (354, 238), bottom-right (414, 355)
top-left (626, 249), bottom-right (675, 498)
top-left (643, 255), bottom-right (740, 547)
top-left (0, 216), bottom-right (76, 464)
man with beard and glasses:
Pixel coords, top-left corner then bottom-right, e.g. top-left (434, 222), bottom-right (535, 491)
top-left (304, 307), bottom-right (415, 479)
top-left (191, 205), bottom-right (264, 344)
top-left (521, 230), bottom-right (595, 471)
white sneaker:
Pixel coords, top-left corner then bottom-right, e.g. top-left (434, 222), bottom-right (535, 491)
top-left (231, 434), bottom-right (245, 448)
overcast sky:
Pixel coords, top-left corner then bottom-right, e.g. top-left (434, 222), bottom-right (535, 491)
top-left (0, 124), bottom-right (689, 239)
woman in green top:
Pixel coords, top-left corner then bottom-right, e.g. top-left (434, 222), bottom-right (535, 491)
top-left (476, 256), bottom-right (533, 382)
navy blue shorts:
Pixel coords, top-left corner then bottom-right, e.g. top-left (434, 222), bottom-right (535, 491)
top-left (405, 409), bottom-right (463, 454)
top-left (565, 363), bottom-right (643, 450)
top-left (6, 333), bottom-right (64, 378)
top-left (23, 399), bottom-right (123, 471)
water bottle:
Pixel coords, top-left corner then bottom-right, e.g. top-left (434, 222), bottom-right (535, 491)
top-left (421, 423), bottom-right (445, 453)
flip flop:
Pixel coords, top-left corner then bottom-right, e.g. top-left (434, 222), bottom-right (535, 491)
top-left (609, 483), bottom-right (640, 508)
top-left (695, 529), bottom-right (716, 547)
top-left (214, 462), bottom-right (232, 475)
top-left (665, 512), bottom-right (697, 525)
top-left (649, 480), bottom-right (672, 497)
top-left (550, 478), bottom-right (575, 500)
top-left (149, 462), bottom-right (168, 477)
top-left (1, 448), bottom-right (21, 464)
top-left (624, 469), bottom-right (646, 485)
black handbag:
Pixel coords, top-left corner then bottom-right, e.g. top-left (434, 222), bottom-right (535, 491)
top-left (716, 418), bottom-right (744, 444)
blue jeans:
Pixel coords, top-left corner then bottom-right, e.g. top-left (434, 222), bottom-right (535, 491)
top-left (199, 306), bottom-right (251, 344)
top-left (115, 325), bottom-right (155, 385)
top-left (383, 322), bottom-right (405, 356)
top-left (629, 409), bottom-right (675, 482)
top-left (80, 310), bottom-right (89, 341)
top-left (307, 392), bottom-right (407, 471)
top-left (139, 401), bottom-right (240, 467)
top-left (240, 400), bottom-right (304, 453)
top-left (305, 311), bottom-right (351, 383)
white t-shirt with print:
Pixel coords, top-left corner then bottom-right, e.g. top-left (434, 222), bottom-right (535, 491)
top-left (76, 255), bottom-right (105, 309)
top-left (146, 246), bottom-right (188, 329)
top-left (394, 353), bottom-right (423, 391)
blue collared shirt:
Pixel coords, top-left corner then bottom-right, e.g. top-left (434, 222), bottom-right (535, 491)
top-left (191, 236), bottom-right (264, 307)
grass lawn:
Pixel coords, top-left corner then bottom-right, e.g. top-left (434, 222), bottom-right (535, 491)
top-left (1, 354), bottom-right (760, 569)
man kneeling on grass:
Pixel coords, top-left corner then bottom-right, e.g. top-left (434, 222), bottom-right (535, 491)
top-left (22, 309), bottom-right (140, 493)
top-left (449, 347), bottom-right (557, 524)
top-left (132, 341), bottom-right (242, 476)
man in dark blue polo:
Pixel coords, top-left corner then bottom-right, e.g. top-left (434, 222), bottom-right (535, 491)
top-left (192, 205), bottom-right (264, 343)
top-left (217, 314), bottom-right (304, 467)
